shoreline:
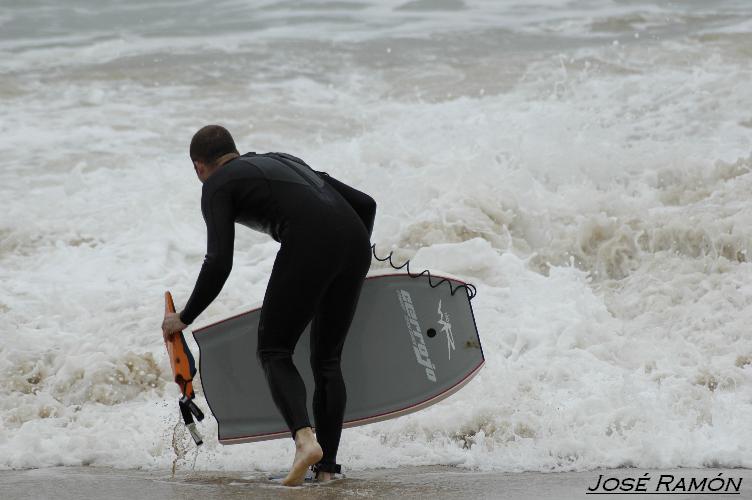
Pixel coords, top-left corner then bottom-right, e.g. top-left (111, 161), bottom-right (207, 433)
top-left (1, 465), bottom-right (750, 500)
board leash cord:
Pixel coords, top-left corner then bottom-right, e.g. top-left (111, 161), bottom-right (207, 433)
top-left (370, 244), bottom-right (477, 299)
top-left (165, 291), bottom-right (205, 446)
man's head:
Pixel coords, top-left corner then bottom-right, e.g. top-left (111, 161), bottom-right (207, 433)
top-left (190, 125), bottom-right (240, 182)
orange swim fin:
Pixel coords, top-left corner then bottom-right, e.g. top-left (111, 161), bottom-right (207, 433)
top-left (164, 291), bottom-right (204, 445)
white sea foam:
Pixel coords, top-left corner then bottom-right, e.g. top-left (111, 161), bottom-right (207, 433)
top-left (1, 0), bottom-right (751, 473)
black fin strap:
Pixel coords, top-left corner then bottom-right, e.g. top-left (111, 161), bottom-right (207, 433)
top-left (178, 398), bottom-right (194, 425)
top-left (180, 394), bottom-right (205, 422)
top-left (311, 462), bottom-right (342, 474)
top-left (178, 396), bottom-right (205, 446)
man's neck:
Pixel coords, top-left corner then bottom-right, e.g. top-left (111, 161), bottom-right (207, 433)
top-left (205, 152), bottom-right (240, 180)
top-left (201, 153), bottom-right (240, 182)
top-left (215, 152), bottom-right (240, 168)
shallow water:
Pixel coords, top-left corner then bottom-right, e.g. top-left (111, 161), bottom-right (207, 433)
top-left (2, 466), bottom-right (751, 500)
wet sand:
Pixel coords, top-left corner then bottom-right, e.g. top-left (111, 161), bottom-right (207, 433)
top-left (1, 466), bottom-right (750, 500)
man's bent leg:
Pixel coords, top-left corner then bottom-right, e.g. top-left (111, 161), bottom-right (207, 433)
top-left (257, 242), bottom-right (334, 438)
top-left (310, 243), bottom-right (371, 470)
top-left (257, 242), bottom-right (338, 486)
top-left (257, 349), bottom-right (311, 434)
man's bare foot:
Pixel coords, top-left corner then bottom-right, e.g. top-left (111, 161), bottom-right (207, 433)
top-left (281, 427), bottom-right (323, 486)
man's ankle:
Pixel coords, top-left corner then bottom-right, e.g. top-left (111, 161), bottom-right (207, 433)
top-left (294, 426), bottom-right (315, 444)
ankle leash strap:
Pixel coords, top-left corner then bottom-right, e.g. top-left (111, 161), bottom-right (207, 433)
top-left (311, 462), bottom-right (342, 474)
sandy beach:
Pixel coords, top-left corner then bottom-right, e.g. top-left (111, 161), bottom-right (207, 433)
top-left (2, 466), bottom-right (750, 500)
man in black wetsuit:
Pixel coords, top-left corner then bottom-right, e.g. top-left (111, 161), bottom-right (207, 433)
top-left (161, 125), bottom-right (376, 486)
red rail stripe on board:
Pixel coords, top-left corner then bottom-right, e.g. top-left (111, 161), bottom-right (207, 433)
top-left (217, 359), bottom-right (485, 445)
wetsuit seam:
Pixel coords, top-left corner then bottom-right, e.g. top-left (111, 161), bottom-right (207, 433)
top-left (259, 173), bottom-right (277, 240)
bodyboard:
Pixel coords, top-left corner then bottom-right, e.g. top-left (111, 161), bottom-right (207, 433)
top-left (192, 272), bottom-right (484, 444)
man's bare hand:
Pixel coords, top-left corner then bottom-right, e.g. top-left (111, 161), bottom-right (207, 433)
top-left (162, 312), bottom-right (188, 343)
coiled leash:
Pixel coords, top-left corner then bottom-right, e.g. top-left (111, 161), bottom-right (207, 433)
top-left (371, 244), bottom-right (477, 299)
top-left (164, 291), bottom-right (205, 445)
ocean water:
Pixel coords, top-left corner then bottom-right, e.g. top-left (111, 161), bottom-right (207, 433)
top-left (1, 0), bottom-right (751, 472)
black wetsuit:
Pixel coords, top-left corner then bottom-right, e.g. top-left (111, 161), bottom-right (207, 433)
top-left (179, 151), bottom-right (375, 470)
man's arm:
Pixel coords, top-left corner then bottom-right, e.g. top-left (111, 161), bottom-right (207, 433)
top-left (316, 171), bottom-right (377, 237)
top-left (179, 188), bottom-right (235, 325)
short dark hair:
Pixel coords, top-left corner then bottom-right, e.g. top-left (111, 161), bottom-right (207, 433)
top-left (190, 125), bottom-right (239, 165)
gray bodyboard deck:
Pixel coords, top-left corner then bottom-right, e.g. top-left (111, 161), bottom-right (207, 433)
top-left (192, 272), bottom-right (484, 444)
